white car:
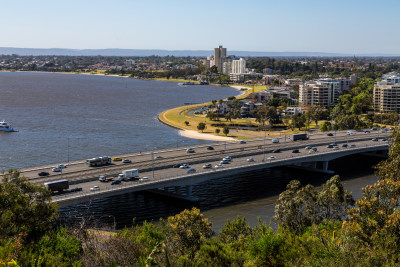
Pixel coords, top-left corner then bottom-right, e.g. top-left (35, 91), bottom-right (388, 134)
top-left (186, 148), bottom-right (195, 153)
top-left (139, 177), bottom-right (149, 182)
top-left (267, 156), bottom-right (276, 160)
top-left (90, 186), bottom-right (100, 191)
top-left (57, 164), bottom-right (67, 169)
top-left (247, 158), bottom-right (254, 162)
top-left (52, 167), bottom-right (61, 172)
top-left (179, 164), bottom-right (190, 169)
top-left (272, 138), bottom-right (279, 143)
top-left (215, 164), bottom-right (223, 169)
top-left (223, 156), bottom-right (232, 161)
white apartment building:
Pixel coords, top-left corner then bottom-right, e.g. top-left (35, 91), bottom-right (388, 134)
top-left (374, 72), bottom-right (400, 113)
top-left (231, 58), bottom-right (246, 74)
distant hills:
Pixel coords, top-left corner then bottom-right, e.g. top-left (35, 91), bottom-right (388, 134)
top-left (0, 47), bottom-right (399, 57)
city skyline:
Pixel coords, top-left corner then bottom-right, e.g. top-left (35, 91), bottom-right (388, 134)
top-left (1, 0), bottom-right (400, 54)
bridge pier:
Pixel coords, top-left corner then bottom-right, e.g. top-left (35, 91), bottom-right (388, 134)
top-left (288, 161), bottom-right (334, 174)
top-left (147, 185), bottom-right (198, 202)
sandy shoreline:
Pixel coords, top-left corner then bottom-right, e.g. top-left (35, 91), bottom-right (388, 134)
top-left (179, 130), bottom-right (235, 141)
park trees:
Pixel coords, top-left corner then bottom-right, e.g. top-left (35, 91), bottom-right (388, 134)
top-left (223, 126), bottom-right (230, 136)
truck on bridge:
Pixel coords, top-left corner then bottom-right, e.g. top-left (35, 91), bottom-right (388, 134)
top-left (292, 133), bottom-right (309, 141)
top-left (44, 179), bottom-right (69, 192)
top-left (118, 169), bottom-right (139, 181)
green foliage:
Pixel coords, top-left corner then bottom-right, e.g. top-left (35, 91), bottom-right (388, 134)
top-left (215, 128), bottom-right (220, 134)
top-left (274, 176), bottom-right (354, 233)
top-left (197, 122), bottom-right (206, 132)
top-left (375, 129), bottom-right (400, 181)
top-left (223, 126), bottom-right (229, 136)
top-left (167, 208), bottom-right (213, 259)
top-left (184, 121), bottom-right (189, 126)
top-left (19, 227), bottom-right (82, 266)
top-left (0, 170), bottom-right (58, 241)
top-left (320, 121), bottom-right (332, 132)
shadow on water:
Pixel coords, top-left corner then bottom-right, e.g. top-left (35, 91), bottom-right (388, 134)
top-left (59, 154), bottom-right (382, 230)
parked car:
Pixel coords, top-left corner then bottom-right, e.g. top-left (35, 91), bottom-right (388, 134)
top-left (272, 138), bottom-right (279, 143)
top-left (52, 167), bottom-right (61, 172)
top-left (186, 148), bottom-right (195, 153)
top-left (207, 146), bottom-right (214, 150)
top-left (90, 186), bottom-right (100, 191)
top-left (38, 171), bottom-right (49, 176)
top-left (179, 164), bottom-right (190, 169)
top-left (246, 158), bottom-right (254, 162)
top-left (203, 163), bottom-right (212, 169)
top-left (215, 164), bottom-right (223, 169)
top-left (239, 140), bottom-right (246, 144)
top-left (111, 180), bottom-right (121, 185)
top-left (186, 168), bottom-right (196, 174)
top-left (292, 149), bottom-right (300, 153)
top-left (112, 157), bottom-right (122, 161)
top-left (70, 187), bottom-right (82, 192)
top-left (267, 156), bottom-right (276, 160)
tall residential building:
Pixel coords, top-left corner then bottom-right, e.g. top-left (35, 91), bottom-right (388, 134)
top-left (299, 82), bottom-right (332, 107)
top-left (231, 58), bottom-right (246, 74)
top-left (373, 72), bottom-right (400, 113)
top-left (214, 45), bottom-right (227, 72)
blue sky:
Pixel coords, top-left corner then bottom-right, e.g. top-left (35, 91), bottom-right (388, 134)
top-left (1, 0), bottom-right (399, 54)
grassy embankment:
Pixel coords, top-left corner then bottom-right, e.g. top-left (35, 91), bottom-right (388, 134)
top-left (159, 84), bottom-right (287, 139)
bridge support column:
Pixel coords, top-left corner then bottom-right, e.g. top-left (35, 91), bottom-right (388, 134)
top-left (322, 161), bottom-right (329, 171)
top-left (186, 185), bottom-right (193, 198)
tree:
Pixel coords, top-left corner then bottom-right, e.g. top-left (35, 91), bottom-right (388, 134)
top-left (215, 128), bottom-right (220, 135)
top-left (375, 129), bottom-right (400, 181)
top-left (319, 121), bottom-right (332, 132)
top-left (184, 121), bottom-right (189, 126)
top-left (290, 114), bottom-right (306, 131)
top-left (274, 176), bottom-right (354, 233)
top-left (0, 170), bottom-right (58, 241)
top-left (197, 122), bottom-right (206, 132)
top-left (223, 126), bottom-right (230, 136)
top-left (167, 208), bottom-right (213, 259)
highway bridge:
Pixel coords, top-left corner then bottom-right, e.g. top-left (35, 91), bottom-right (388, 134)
top-left (4, 130), bottom-right (390, 208)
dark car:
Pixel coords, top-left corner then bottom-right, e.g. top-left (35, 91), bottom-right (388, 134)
top-left (342, 144), bottom-right (348, 148)
top-left (111, 180), bottom-right (121, 185)
top-left (327, 144), bottom-right (334, 148)
top-left (239, 140), bottom-right (246, 144)
top-left (38, 171), bottom-right (49, 176)
top-left (172, 164), bottom-right (181, 168)
top-left (272, 149), bottom-right (281, 153)
top-left (207, 146), bottom-right (214, 150)
top-left (330, 143), bottom-right (338, 146)
top-left (70, 187), bottom-right (82, 192)
top-left (372, 138), bottom-right (378, 141)
top-left (327, 133), bottom-right (334, 136)
top-left (292, 149), bottom-right (300, 153)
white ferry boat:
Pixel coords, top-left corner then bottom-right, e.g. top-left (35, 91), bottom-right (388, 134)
top-left (0, 120), bottom-right (16, 132)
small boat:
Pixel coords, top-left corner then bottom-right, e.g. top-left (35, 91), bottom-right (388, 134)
top-left (0, 120), bottom-right (17, 132)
